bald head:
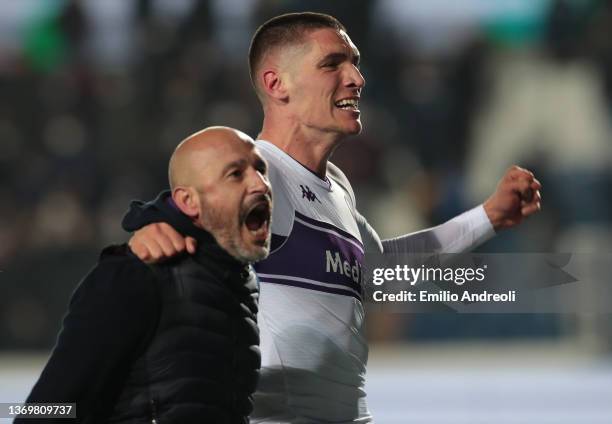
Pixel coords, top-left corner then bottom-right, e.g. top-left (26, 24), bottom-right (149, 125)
top-left (168, 126), bottom-right (255, 191)
top-left (168, 126), bottom-right (272, 263)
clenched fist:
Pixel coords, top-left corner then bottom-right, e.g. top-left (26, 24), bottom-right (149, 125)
top-left (483, 165), bottom-right (542, 231)
top-left (129, 222), bottom-right (197, 263)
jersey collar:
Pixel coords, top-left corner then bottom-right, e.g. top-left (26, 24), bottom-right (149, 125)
top-left (256, 140), bottom-right (333, 191)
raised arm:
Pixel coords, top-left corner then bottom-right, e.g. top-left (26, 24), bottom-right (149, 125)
top-left (376, 166), bottom-right (541, 254)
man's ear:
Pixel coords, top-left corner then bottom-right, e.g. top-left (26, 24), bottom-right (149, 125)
top-left (172, 186), bottom-right (199, 218)
top-left (262, 68), bottom-right (289, 103)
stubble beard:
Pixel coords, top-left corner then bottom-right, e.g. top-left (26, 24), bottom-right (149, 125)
top-left (199, 200), bottom-right (270, 264)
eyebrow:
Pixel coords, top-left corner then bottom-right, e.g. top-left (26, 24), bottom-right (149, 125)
top-left (221, 159), bottom-right (246, 175)
top-left (319, 51), bottom-right (360, 66)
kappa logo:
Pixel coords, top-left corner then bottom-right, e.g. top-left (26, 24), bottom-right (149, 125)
top-left (299, 184), bottom-right (321, 203)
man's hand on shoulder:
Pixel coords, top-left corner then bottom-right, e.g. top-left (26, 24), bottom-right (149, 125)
top-left (484, 165), bottom-right (542, 231)
top-left (129, 222), bottom-right (197, 263)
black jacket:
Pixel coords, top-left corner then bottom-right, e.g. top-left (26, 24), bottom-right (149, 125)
top-left (122, 190), bottom-right (174, 233)
top-left (18, 199), bottom-right (260, 423)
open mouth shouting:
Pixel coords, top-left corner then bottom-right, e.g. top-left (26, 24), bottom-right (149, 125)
top-left (242, 196), bottom-right (272, 245)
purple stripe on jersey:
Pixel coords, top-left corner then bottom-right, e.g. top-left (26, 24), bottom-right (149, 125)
top-left (270, 233), bottom-right (287, 252)
top-left (260, 278), bottom-right (362, 302)
top-left (294, 211), bottom-right (362, 247)
top-left (255, 215), bottom-right (364, 294)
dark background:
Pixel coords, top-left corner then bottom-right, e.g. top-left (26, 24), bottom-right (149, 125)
top-left (1, 0), bottom-right (612, 352)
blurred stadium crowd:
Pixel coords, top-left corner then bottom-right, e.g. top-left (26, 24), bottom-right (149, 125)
top-left (2, 0), bottom-right (612, 350)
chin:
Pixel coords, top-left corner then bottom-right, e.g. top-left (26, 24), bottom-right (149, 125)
top-left (342, 116), bottom-right (362, 133)
top-left (234, 238), bottom-right (271, 264)
top-left (350, 124), bottom-right (362, 134)
top-left (237, 246), bottom-right (269, 264)
top-left (344, 122), bottom-right (362, 135)
top-left (251, 246), bottom-right (270, 262)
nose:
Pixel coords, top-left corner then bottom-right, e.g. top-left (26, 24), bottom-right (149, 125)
top-left (346, 65), bottom-right (365, 90)
top-left (248, 168), bottom-right (271, 195)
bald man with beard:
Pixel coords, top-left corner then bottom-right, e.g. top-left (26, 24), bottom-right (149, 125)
top-left (124, 13), bottom-right (541, 424)
top-left (18, 127), bottom-right (273, 424)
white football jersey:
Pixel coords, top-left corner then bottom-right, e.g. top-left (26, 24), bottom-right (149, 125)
top-left (252, 141), bottom-right (374, 423)
top-left (251, 140), bottom-right (494, 423)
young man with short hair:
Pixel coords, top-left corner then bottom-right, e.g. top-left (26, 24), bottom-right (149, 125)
top-left (125, 13), bottom-right (541, 423)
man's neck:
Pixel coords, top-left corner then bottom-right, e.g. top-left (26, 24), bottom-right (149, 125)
top-left (259, 119), bottom-right (343, 178)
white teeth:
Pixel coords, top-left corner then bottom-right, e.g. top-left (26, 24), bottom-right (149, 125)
top-left (335, 99), bottom-right (358, 109)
